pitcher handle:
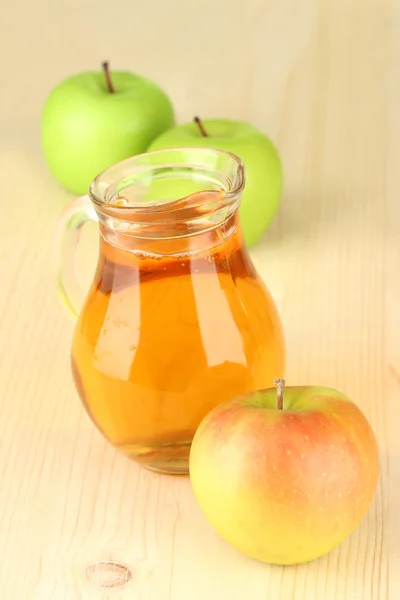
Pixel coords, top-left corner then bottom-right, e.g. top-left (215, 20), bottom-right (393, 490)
top-left (53, 195), bottom-right (98, 319)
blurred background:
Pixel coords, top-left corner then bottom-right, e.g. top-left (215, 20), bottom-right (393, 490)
top-left (3, 0), bottom-right (390, 160)
top-left (4, 0), bottom-right (320, 129)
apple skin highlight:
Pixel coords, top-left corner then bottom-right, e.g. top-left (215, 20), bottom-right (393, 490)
top-left (189, 386), bottom-right (379, 565)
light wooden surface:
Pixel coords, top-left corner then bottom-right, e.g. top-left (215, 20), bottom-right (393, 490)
top-left (1, 0), bottom-right (399, 598)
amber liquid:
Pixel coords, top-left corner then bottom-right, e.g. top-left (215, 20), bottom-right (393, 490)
top-left (71, 222), bottom-right (285, 474)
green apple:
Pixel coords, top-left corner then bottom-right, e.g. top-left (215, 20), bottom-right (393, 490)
top-left (189, 380), bottom-right (379, 565)
top-left (148, 118), bottom-right (283, 246)
top-left (41, 62), bottom-right (175, 195)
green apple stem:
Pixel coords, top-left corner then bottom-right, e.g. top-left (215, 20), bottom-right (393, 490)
top-left (102, 61), bottom-right (115, 94)
top-left (274, 378), bottom-right (286, 410)
top-left (193, 116), bottom-right (208, 137)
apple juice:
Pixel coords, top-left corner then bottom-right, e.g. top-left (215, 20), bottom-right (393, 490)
top-left (71, 213), bottom-right (285, 475)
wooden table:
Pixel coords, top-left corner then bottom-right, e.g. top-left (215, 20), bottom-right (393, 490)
top-left (0, 0), bottom-right (398, 598)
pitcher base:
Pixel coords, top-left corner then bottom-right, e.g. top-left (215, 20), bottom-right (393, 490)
top-left (117, 440), bottom-right (192, 476)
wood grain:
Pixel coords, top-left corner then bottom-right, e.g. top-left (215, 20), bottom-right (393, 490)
top-left (0, 0), bottom-right (398, 598)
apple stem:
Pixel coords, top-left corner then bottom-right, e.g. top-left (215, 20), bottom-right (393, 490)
top-left (274, 379), bottom-right (286, 410)
top-left (102, 61), bottom-right (115, 94)
top-left (193, 116), bottom-right (208, 137)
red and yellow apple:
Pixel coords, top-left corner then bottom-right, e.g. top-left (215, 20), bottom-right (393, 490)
top-left (189, 380), bottom-right (379, 565)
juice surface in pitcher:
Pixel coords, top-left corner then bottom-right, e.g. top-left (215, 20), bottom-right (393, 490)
top-left (72, 218), bottom-right (285, 475)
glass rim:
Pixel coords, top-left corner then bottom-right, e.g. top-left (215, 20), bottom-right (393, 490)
top-left (88, 147), bottom-right (245, 212)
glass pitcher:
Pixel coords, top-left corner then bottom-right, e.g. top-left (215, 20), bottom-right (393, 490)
top-left (55, 148), bottom-right (285, 475)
